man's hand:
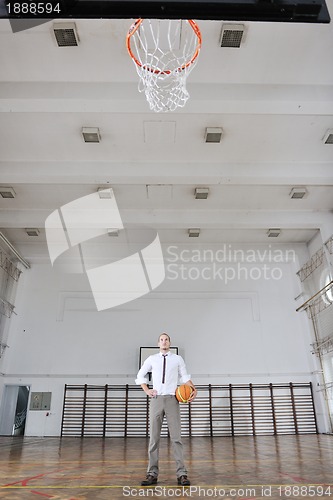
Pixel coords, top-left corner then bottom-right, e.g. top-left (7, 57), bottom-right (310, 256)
top-left (146, 389), bottom-right (158, 398)
top-left (188, 386), bottom-right (197, 402)
top-left (141, 383), bottom-right (157, 397)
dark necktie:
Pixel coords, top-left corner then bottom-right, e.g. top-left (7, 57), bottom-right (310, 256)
top-left (162, 355), bottom-right (167, 384)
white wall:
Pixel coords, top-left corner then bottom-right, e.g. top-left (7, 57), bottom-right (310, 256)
top-left (0, 240), bottom-right (327, 436)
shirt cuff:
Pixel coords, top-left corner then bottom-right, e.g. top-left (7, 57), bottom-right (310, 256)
top-left (180, 374), bottom-right (191, 384)
top-left (135, 376), bottom-right (149, 385)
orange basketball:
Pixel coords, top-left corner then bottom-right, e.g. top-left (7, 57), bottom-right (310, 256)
top-left (175, 384), bottom-right (193, 403)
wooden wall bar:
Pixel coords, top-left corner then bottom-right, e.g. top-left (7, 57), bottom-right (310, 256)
top-left (61, 383), bottom-right (318, 437)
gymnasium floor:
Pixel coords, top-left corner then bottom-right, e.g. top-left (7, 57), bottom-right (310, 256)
top-left (1, 435), bottom-right (333, 499)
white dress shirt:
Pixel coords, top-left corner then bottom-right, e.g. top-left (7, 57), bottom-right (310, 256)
top-left (135, 352), bottom-right (191, 395)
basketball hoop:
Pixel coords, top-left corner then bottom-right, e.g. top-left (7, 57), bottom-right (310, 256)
top-left (126, 19), bottom-right (202, 112)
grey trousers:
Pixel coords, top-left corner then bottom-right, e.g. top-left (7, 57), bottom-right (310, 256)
top-left (147, 395), bottom-right (187, 478)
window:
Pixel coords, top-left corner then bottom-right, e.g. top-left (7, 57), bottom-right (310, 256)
top-left (322, 269), bottom-right (333, 305)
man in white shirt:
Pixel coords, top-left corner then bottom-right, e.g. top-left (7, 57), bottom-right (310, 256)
top-left (135, 333), bottom-right (197, 486)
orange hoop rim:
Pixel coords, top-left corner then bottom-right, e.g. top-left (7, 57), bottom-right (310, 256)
top-left (126, 19), bottom-right (202, 76)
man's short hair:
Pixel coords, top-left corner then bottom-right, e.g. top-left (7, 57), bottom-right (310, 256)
top-left (159, 333), bottom-right (171, 342)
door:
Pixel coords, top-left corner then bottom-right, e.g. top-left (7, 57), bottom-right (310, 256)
top-left (0, 385), bottom-right (30, 435)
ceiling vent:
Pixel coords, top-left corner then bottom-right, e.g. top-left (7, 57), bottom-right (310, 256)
top-left (290, 187), bottom-right (308, 199)
top-left (323, 129), bottom-right (333, 144)
top-left (25, 228), bottom-right (40, 237)
top-left (82, 127), bottom-right (101, 143)
top-left (267, 228), bottom-right (281, 238)
top-left (220, 24), bottom-right (245, 48)
top-left (195, 187), bottom-right (209, 199)
top-left (107, 228), bottom-right (119, 237)
top-left (53, 22), bottom-right (79, 47)
top-left (0, 187), bottom-right (15, 198)
top-left (205, 127), bottom-right (223, 143)
top-left (188, 228), bottom-right (200, 237)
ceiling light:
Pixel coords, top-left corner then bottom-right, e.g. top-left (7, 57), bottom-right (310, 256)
top-left (188, 228), bottom-right (200, 237)
top-left (323, 129), bottom-right (333, 144)
top-left (53, 22), bottom-right (79, 47)
top-left (98, 187), bottom-right (113, 199)
top-left (195, 187), bottom-right (209, 199)
top-left (107, 228), bottom-right (119, 237)
top-left (220, 24), bottom-right (245, 48)
top-left (25, 228), bottom-right (40, 237)
top-left (290, 187), bottom-right (308, 199)
top-left (267, 228), bottom-right (281, 238)
top-left (205, 127), bottom-right (223, 143)
top-left (82, 127), bottom-right (101, 143)
top-left (0, 187), bottom-right (15, 199)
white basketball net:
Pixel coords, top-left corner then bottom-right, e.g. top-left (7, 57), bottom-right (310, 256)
top-left (127, 19), bottom-right (202, 113)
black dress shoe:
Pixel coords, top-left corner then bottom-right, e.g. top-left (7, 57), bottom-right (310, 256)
top-left (177, 475), bottom-right (191, 486)
top-left (141, 475), bottom-right (158, 486)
